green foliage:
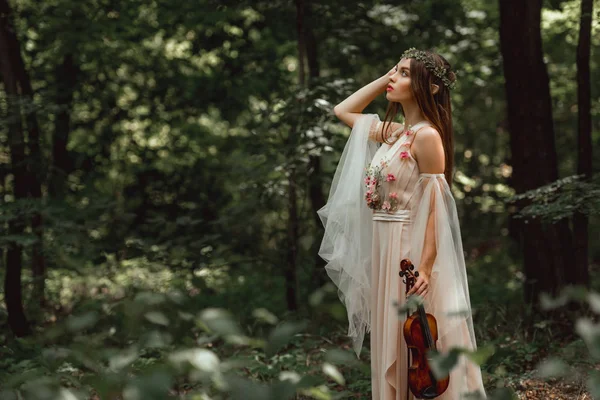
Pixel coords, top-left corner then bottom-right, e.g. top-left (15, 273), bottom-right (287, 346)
top-left (0, 279), bottom-right (502, 399)
top-left (0, 283), bottom-right (332, 399)
top-left (1, 0), bottom-right (599, 398)
top-left (507, 173), bottom-right (600, 222)
top-left (532, 285), bottom-right (600, 397)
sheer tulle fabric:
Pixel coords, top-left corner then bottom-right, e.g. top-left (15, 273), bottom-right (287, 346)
top-left (409, 173), bottom-right (486, 399)
top-left (317, 114), bottom-right (379, 358)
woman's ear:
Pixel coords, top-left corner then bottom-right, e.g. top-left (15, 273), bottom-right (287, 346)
top-left (431, 83), bottom-right (439, 95)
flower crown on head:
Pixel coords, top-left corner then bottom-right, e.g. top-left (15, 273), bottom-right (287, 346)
top-left (400, 47), bottom-right (457, 90)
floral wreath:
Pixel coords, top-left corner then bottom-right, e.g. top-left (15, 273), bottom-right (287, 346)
top-left (400, 47), bottom-right (457, 90)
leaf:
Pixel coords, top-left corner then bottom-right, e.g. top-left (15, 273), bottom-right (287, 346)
top-left (265, 320), bottom-right (308, 357)
top-left (294, 374), bottom-right (323, 390)
top-left (539, 292), bottom-right (569, 310)
top-left (575, 318), bottom-right (600, 358)
top-left (394, 295), bottom-right (424, 315)
top-left (588, 370), bottom-right (600, 399)
top-left (308, 288), bottom-right (326, 307)
top-left (324, 348), bottom-right (358, 365)
top-left (66, 312), bottom-right (99, 332)
top-left (56, 388), bottom-right (86, 400)
top-left (144, 330), bottom-right (173, 348)
top-left (198, 308), bottom-right (243, 336)
top-left (269, 379), bottom-right (299, 400)
top-left (445, 309), bottom-right (472, 318)
top-left (462, 391), bottom-right (487, 400)
top-left (278, 371), bottom-right (301, 384)
top-left (109, 347), bottom-right (139, 372)
top-left (588, 292), bottom-right (600, 314)
top-left (224, 373), bottom-right (270, 400)
top-left (169, 348), bottom-right (220, 373)
top-left (428, 348), bottom-right (462, 380)
top-left (252, 308), bottom-right (278, 325)
top-left (322, 362), bottom-right (345, 385)
top-left (122, 369), bottom-right (173, 400)
top-left (534, 357), bottom-right (571, 378)
top-left (144, 311), bottom-right (170, 326)
top-left (485, 387), bottom-right (517, 400)
top-left (0, 391), bottom-right (17, 400)
top-left (134, 292), bottom-right (166, 306)
top-left (464, 344), bottom-right (495, 366)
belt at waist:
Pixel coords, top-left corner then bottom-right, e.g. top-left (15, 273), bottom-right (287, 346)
top-left (372, 209), bottom-right (411, 222)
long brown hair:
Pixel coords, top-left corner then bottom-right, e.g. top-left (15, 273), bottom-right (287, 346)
top-left (379, 50), bottom-right (457, 187)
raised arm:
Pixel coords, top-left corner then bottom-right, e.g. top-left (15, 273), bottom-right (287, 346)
top-left (333, 69), bottom-right (403, 141)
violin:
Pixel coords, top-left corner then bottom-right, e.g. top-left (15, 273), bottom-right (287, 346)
top-left (399, 258), bottom-right (449, 399)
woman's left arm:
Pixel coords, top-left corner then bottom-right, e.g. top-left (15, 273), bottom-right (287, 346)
top-left (406, 128), bottom-right (445, 296)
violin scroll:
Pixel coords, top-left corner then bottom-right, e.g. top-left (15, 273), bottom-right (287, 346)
top-left (399, 258), bottom-right (419, 288)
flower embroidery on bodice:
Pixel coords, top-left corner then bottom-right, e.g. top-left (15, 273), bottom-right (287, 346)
top-left (364, 121), bottom-right (429, 212)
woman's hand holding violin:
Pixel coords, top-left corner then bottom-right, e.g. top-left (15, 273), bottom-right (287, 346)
top-left (406, 270), bottom-right (430, 298)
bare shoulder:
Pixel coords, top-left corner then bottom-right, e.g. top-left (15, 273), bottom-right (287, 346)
top-left (411, 126), bottom-right (445, 173)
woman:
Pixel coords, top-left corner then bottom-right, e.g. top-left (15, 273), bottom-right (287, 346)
top-left (317, 48), bottom-right (486, 399)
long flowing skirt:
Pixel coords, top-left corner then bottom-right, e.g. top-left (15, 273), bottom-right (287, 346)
top-left (370, 220), bottom-right (486, 400)
top-left (371, 219), bottom-right (415, 400)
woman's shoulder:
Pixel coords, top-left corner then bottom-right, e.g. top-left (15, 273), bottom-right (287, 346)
top-left (412, 126), bottom-right (445, 172)
top-left (414, 126), bottom-right (442, 142)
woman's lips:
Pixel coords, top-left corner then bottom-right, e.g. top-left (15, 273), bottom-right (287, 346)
top-left (386, 86), bottom-right (394, 91)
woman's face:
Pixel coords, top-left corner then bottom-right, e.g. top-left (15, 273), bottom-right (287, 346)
top-left (385, 58), bottom-right (413, 103)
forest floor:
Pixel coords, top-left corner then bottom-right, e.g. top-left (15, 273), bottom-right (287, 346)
top-left (306, 327), bottom-right (596, 400)
top-left (510, 376), bottom-right (592, 400)
top-left (2, 260), bottom-right (597, 400)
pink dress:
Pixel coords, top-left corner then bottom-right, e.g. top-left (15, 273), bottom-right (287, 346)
top-left (366, 117), bottom-right (486, 400)
top-left (317, 113), bottom-right (486, 400)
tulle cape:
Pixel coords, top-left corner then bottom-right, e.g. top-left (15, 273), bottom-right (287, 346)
top-left (317, 114), bottom-right (379, 358)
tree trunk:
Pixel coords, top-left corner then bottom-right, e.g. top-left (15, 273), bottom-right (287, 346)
top-left (305, 0), bottom-right (328, 289)
top-left (572, 0), bottom-right (593, 287)
top-left (18, 44), bottom-right (46, 307)
top-left (280, 0), bottom-right (308, 311)
top-left (295, 0), bottom-right (306, 88)
top-left (0, 0), bottom-right (31, 336)
top-left (0, 0), bottom-right (47, 306)
top-left (286, 166), bottom-right (299, 311)
top-left (49, 54), bottom-right (77, 197)
top-left (498, 0), bottom-right (577, 306)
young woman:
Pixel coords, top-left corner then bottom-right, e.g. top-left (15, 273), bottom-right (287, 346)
top-left (318, 48), bottom-right (486, 399)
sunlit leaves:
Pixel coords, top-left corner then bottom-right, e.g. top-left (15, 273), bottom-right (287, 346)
top-left (198, 308), bottom-right (243, 337)
top-left (322, 362), bottom-right (345, 385)
top-left (169, 348), bottom-right (220, 373)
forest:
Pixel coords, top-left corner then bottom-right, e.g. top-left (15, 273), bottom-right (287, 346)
top-left (0, 0), bottom-right (599, 398)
